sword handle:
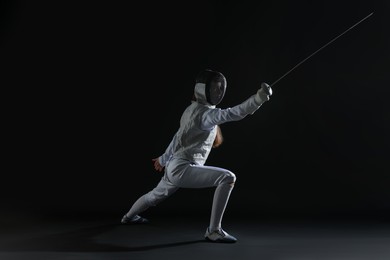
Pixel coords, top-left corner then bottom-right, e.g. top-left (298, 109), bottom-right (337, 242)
top-left (261, 82), bottom-right (272, 96)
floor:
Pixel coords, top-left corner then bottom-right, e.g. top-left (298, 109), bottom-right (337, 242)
top-left (1, 214), bottom-right (390, 260)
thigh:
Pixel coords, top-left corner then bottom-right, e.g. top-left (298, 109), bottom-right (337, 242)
top-left (167, 159), bottom-right (235, 188)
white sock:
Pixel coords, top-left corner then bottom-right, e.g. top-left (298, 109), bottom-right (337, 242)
top-left (209, 182), bottom-right (234, 231)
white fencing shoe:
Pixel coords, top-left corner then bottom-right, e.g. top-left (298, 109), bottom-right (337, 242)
top-left (204, 227), bottom-right (237, 243)
top-left (121, 214), bottom-right (149, 224)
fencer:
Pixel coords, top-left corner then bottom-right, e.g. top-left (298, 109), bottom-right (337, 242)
top-left (121, 69), bottom-right (272, 243)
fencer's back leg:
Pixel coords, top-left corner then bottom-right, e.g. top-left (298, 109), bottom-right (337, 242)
top-left (121, 178), bottom-right (179, 224)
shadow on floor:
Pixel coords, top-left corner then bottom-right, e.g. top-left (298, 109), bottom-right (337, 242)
top-left (0, 222), bottom-right (208, 252)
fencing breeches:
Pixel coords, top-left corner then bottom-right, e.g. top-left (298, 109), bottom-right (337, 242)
top-left (125, 158), bottom-right (236, 231)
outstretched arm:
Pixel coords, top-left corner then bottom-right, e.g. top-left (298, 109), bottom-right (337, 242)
top-left (201, 83), bottom-right (272, 129)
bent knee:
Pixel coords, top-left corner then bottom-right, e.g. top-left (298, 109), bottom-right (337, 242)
top-left (223, 171), bottom-right (236, 184)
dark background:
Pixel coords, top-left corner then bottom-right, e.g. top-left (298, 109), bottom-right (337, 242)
top-left (1, 0), bottom-right (389, 222)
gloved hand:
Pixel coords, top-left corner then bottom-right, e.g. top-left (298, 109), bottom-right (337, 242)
top-left (254, 82), bottom-right (272, 104)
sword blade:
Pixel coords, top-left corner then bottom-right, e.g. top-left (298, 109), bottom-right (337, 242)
top-left (270, 12), bottom-right (374, 88)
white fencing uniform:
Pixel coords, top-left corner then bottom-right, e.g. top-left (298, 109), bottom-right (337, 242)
top-left (124, 82), bottom-right (269, 232)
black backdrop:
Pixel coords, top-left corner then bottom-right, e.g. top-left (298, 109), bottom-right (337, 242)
top-left (2, 0), bottom-right (389, 220)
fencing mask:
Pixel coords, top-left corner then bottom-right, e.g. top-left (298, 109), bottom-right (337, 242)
top-left (195, 69), bottom-right (227, 105)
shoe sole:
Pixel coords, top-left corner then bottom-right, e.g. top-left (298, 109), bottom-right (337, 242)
top-left (121, 218), bottom-right (149, 224)
top-left (205, 237), bottom-right (237, 243)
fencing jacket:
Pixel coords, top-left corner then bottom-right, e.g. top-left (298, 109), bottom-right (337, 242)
top-left (159, 83), bottom-right (266, 167)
